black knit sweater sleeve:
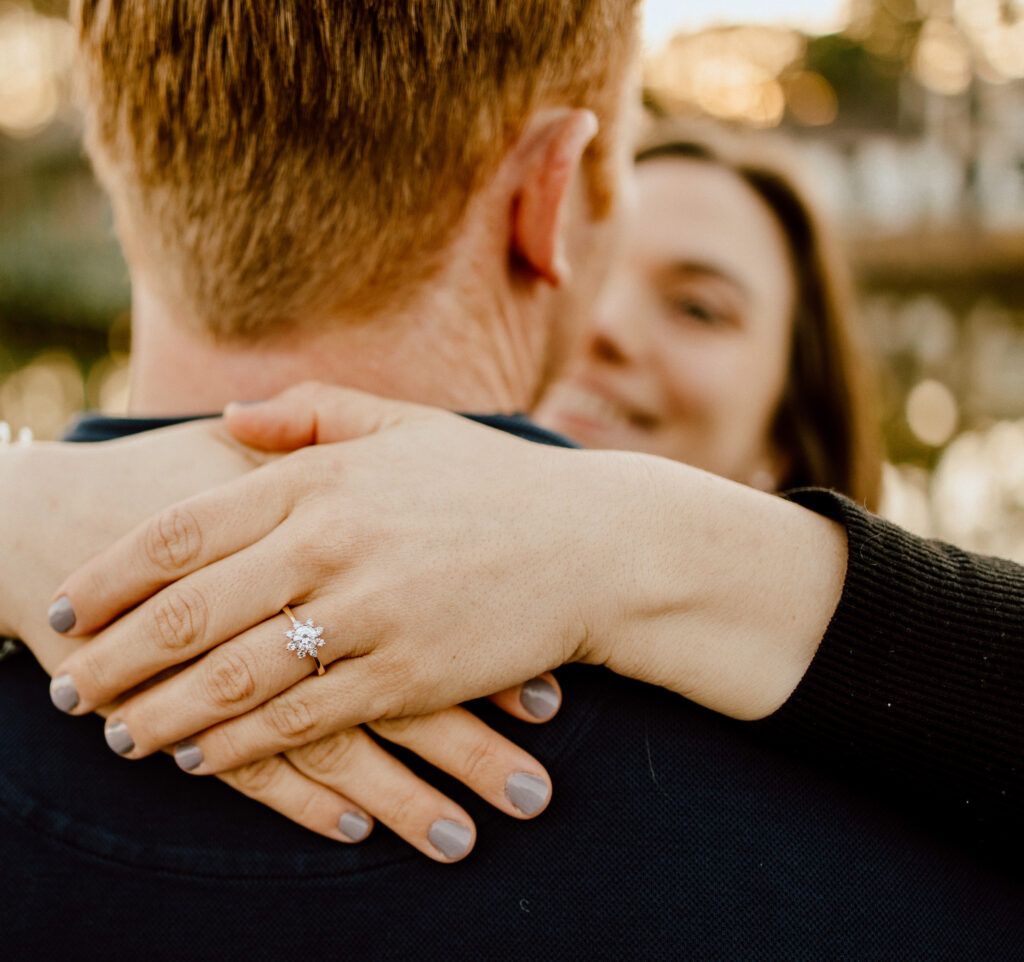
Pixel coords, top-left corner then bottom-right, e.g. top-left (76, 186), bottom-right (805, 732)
top-left (754, 488), bottom-right (1023, 850)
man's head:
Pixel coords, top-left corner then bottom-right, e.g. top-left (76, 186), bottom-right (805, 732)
top-left (74, 1), bottom-right (639, 350)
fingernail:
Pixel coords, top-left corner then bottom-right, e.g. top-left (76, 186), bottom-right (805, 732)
top-left (520, 677), bottom-right (559, 720)
top-left (427, 819), bottom-right (472, 860)
top-left (104, 720), bottom-right (134, 755)
top-left (338, 811), bottom-right (370, 842)
top-left (505, 772), bottom-right (549, 816)
top-left (174, 741), bottom-right (203, 772)
top-left (49, 673), bottom-right (79, 713)
top-left (48, 596), bottom-right (76, 634)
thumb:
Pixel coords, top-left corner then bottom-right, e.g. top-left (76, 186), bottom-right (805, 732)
top-left (223, 380), bottom-right (435, 450)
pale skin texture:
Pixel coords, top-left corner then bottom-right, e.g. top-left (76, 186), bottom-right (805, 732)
top-left (1, 423), bottom-right (559, 859)
top-left (537, 157), bottom-right (795, 488)
top-left (47, 382), bottom-right (847, 778)
top-left (4, 106), bottom-right (612, 863)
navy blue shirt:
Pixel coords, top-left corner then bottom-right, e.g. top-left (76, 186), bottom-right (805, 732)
top-left (0, 414), bottom-right (1020, 960)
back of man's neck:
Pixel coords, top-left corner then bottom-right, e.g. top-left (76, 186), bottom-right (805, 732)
top-left (126, 286), bottom-right (540, 417)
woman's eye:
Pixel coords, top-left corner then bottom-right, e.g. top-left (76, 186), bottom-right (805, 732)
top-left (669, 297), bottom-right (726, 326)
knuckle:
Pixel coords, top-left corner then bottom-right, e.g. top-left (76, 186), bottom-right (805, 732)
top-left (372, 653), bottom-right (417, 719)
top-left (78, 645), bottom-right (117, 694)
top-left (459, 738), bottom-right (500, 786)
top-left (150, 584), bottom-right (208, 652)
top-left (370, 714), bottom-right (422, 741)
top-left (291, 789), bottom-right (323, 827)
top-left (202, 647), bottom-right (258, 709)
top-left (142, 506), bottom-right (204, 574)
top-left (290, 536), bottom-right (339, 581)
top-left (383, 787), bottom-right (421, 827)
top-left (264, 695), bottom-right (318, 742)
top-left (284, 448), bottom-right (335, 497)
top-left (297, 729), bottom-right (361, 775)
top-left (229, 757), bottom-right (280, 794)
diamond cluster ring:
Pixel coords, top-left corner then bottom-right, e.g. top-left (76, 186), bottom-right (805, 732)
top-left (283, 605), bottom-right (326, 676)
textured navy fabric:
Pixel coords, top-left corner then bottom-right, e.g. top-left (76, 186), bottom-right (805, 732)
top-left (762, 488), bottom-right (1023, 859)
top-left (1, 414), bottom-right (1020, 960)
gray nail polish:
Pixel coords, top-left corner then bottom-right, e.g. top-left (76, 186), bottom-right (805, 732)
top-left (427, 819), bottom-right (472, 860)
top-left (338, 811), bottom-right (370, 842)
top-left (505, 772), bottom-right (549, 816)
top-left (49, 673), bottom-right (79, 713)
top-left (48, 596), bottom-right (76, 634)
top-left (520, 677), bottom-right (559, 720)
top-left (104, 720), bottom-right (134, 755)
top-left (174, 741), bottom-right (203, 772)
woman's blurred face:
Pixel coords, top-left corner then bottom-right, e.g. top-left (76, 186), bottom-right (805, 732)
top-left (537, 157), bottom-right (797, 488)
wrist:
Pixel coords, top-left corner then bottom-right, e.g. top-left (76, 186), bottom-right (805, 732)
top-left (586, 452), bottom-right (847, 721)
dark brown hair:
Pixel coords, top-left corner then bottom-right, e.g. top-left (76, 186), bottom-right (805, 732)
top-left (635, 121), bottom-right (883, 508)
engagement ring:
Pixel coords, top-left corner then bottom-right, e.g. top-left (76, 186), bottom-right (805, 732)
top-left (283, 605), bottom-right (326, 676)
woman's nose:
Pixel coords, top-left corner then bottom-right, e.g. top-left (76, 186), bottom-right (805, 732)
top-left (589, 327), bottom-right (628, 364)
top-left (588, 305), bottom-right (647, 366)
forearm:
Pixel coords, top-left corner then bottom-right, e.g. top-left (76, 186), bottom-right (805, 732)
top-left (591, 451), bottom-right (845, 721)
top-left (593, 455), bottom-right (1022, 844)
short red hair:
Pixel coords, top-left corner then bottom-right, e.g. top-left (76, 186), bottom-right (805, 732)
top-left (73, 1), bottom-right (639, 341)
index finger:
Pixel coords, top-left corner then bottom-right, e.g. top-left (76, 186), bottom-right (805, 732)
top-left (48, 465), bottom-right (293, 637)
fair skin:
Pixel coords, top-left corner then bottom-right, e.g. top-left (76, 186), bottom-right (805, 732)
top-left (4, 103), bottom-right (849, 858)
top-left (3, 107), bottom-right (609, 863)
top-left (128, 110), bottom-right (603, 419)
top-left (537, 157), bottom-right (794, 489)
top-left (46, 382), bottom-right (847, 771)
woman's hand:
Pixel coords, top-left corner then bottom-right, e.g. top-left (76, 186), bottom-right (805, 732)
top-left (49, 380), bottom-right (847, 774)
top-left (0, 424), bottom-right (555, 862)
top-left (212, 697), bottom-right (556, 862)
top-left (48, 386), bottom-right (611, 773)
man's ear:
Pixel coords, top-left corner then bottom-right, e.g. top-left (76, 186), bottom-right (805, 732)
top-left (510, 109), bottom-right (599, 287)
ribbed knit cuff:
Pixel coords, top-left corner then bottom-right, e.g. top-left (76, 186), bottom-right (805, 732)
top-left (754, 488), bottom-right (1022, 841)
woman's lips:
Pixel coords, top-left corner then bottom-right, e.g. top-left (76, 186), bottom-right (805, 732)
top-left (545, 383), bottom-right (657, 434)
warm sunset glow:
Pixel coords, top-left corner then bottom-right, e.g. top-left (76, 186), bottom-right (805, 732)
top-left (0, 2), bottom-right (72, 137)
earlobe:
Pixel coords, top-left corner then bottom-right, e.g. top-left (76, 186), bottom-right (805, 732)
top-left (511, 109), bottom-right (598, 287)
top-left (748, 445), bottom-right (790, 493)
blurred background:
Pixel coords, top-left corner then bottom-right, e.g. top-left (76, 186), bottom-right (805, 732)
top-left (1, 0), bottom-right (1023, 558)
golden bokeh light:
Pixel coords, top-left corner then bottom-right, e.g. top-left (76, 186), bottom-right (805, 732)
top-left (0, 1), bottom-right (73, 138)
top-left (784, 70), bottom-right (839, 126)
top-left (693, 58), bottom-right (786, 126)
top-left (645, 26), bottom-right (803, 127)
top-left (0, 350), bottom-right (83, 440)
top-left (982, 22), bottom-right (1024, 81)
top-left (929, 420), bottom-right (1024, 563)
top-left (913, 19), bottom-right (973, 96)
top-left (906, 379), bottom-right (960, 448)
top-left (85, 354), bottom-right (131, 415)
top-left (0, 350), bottom-right (132, 440)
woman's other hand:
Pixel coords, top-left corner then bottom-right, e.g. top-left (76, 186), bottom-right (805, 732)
top-left (214, 697), bottom-right (556, 863)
